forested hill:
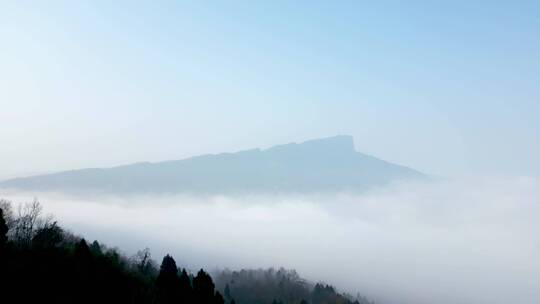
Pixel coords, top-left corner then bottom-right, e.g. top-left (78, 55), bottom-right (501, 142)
top-left (0, 136), bottom-right (424, 194)
top-left (0, 198), bottom-right (374, 304)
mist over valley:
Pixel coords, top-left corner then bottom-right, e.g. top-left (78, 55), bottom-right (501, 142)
top-left (2, 2), bottom-right (539, 303)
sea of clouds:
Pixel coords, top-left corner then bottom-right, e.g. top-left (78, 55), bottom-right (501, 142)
top-left (2, 176), bottom-right (539, 304)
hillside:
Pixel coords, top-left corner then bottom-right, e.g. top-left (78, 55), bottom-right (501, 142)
top-left (0, 198), bottom-right (373, 304)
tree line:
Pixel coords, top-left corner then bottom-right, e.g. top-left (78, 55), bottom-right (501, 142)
top-left (214, 268), bottom-right (373, 304)
top-left (0, 199), bottom-right (373, 304)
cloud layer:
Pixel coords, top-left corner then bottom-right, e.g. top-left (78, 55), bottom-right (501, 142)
top-left (2, 177), bottom-right (539, 304)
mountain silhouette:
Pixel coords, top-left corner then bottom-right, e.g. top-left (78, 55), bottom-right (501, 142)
top-left (0, 135), bottom-right (424, 194)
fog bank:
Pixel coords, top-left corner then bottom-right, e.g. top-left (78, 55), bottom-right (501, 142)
top-left (2, 177), bottom-right (539, 304)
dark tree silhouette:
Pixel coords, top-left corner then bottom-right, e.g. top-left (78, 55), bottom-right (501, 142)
top-left (31, 221), bottom-right (63, 249)
top-left (214, 291), bottom-right (225, 304)
top-left (74, 239), bottom-right (92, 261)
top-left (160, 255), bottom-right (178, 275)
top-left (193, 269), bottom-right (215, 304)
top-left (155, 254), bottom-right (181, 304)
top-left (89, 240), bottom-right (102, 255)
top-left (180, 268), bottom-right (194, 303)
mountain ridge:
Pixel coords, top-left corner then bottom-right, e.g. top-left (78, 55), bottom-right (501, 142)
top-left (0, 135), bottom-right (425, 194)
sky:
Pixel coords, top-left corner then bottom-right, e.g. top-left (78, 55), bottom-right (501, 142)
top-left (1, 1), bottom-right (539, 179)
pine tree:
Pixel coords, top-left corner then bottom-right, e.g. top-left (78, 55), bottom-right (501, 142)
top-left (159, 254), bottom-right (178, 276)
top-left (155, 254), bottom-right (181, 304)
top-left (74, 239), bottom-right (92, 258)
top-left (89, 240), bottom-right (102, 255)
top-left (179, 268), bottom-right (193, 303)
top-left (193, 269), bottom-right (215, 304)
top-left (214, 291), bottom-right (225, 304)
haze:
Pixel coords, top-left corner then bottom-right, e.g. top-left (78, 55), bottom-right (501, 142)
top-left (3, 176), bottom-right (540, 304)
top-left (1, 2), bottom-right (540, 304)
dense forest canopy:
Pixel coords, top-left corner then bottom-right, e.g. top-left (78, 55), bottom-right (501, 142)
top-left (0, 198), bottom-right (373, 304)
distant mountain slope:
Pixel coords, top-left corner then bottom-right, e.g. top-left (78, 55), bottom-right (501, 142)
top-left (0, 135), bottom-right (425, 194)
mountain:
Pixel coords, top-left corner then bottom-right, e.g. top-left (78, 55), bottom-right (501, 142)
top-left (0, 135), bottom-right (425, 194)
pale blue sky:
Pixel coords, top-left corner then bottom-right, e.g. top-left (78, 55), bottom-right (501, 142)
top-left (1, 1), bottom-right (539, 179)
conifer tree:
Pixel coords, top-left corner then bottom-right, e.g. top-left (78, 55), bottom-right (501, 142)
top-left (214, 291), bottom-right (225, 304)
top-left (179, 268), bottom-right (193, 303)
top-left (193, 269), bottom-right (215, 304)
top-left (155, 254), bottom-right (181, 304)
